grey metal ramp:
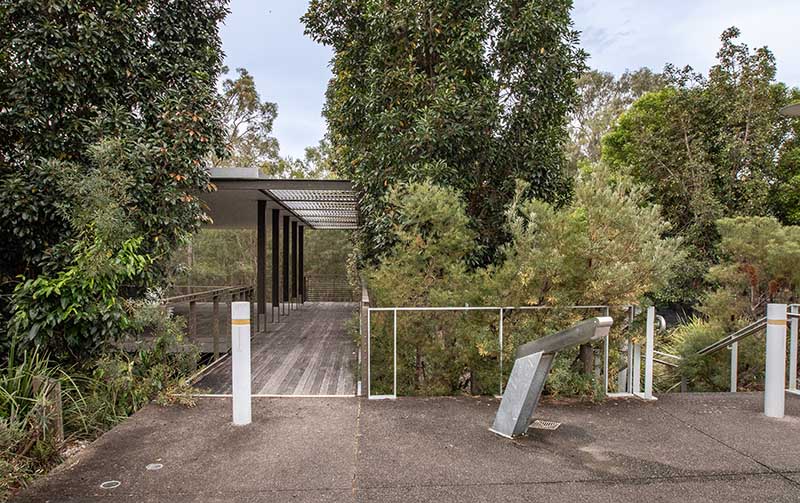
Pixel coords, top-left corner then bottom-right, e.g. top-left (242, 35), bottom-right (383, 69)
top-left (491, 316), bottom-right (613, 437)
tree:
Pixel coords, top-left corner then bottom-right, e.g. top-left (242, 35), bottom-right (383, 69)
top-left (568, 68), bottom-right (665, 167)
top-left (215, 67), bottom-right (280, 168)
top-left (602, 27), bottom-right (799, 304)
top-left (0, 0), bottom-right (229, 356)
top-left (303, 0), bottom-right (586, 265)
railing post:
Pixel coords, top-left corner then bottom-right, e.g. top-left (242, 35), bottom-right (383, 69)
top-left (393, 308), bottom-right (397, 399)
top-left (212, 295), bottom-right (220, 360)
top-left (789, 305), bottom-right (798, 393)
top-left (231, 301), bottom-right (251, 426)
top-left (499, 308), bottom-right (504, 396)
top-left (603, 306), bottom-right (610, 396)
top-left (643, 306), bottom-right (655, 400)
top-left (764, 303), bottom-right (786, 418)
top-left (730, 341), bottom-right (738, 393)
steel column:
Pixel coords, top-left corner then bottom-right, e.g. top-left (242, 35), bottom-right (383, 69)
top-left (282, 215), bottom-right (290, 314)
top-left (291, 221), bottom-right (298, 308)
top-left (256, 200), bottom-right (266, 332)
top-left (790, 305), bottom-right (798, 392)
top-left (764, 303), bottom-right (786, 418)
top-left (271, 209), bottom-right (279, 322)
top-left (299, 226), bottom-right (305, 304)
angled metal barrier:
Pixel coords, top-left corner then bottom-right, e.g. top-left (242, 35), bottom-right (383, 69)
top-left (490, 316), bottom-right (613, 438)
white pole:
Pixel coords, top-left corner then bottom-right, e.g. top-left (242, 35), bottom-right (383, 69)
top-left (499, 308), bottom-right (504, 395)
top-left (789, 305), bottom-right (798, 392)
top-left (730, 342), bottom-right (738, 393)
top-left (644, 307), bottom-right (655, 399)
top-left (367, 309), bottom-right (371, 398)
top-left (231, 301), bottom-right (251, 426)
top-left (764, 303), bottom-right (787, 418)
top-left (603, 307), bottom-right (609, 395)
top-left (392, 309), bottom-right (397, 399)
top-left (632, 343), bottom-right (641, 394)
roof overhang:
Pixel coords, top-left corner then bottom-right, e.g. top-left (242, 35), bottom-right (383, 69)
top-left (200, 168), bottom-right (358, 230)
top-left (780, 103), bottom-right (800, 117)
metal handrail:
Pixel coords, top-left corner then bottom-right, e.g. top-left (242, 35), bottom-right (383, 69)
top-left (697, 317), bottom-right (767, 356)
top-left (162, 285), bottom-right (253, 306)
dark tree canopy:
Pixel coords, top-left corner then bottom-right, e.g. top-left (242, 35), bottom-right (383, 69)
top-left (303, 0), bottom-right (586, 265)
top-left (0, 0), bottom-right (229, 354)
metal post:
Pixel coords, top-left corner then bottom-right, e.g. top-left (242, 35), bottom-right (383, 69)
top-left (231, 301), bottom-right (251, 426)
top-left (367, 309), bottom-right (371, 398)
top-left (299, 226), bottom-right (305, 304)
top-left (291, 221), bottom-right (298, 309)
top-left (730, 342), bottom-right (738, 393)
top-left (499, 308), bottom-right (504, 396)
top-left (188, 300), bottom-right (197, 340)
top-left (282, 215), bottom-right (290, 315)
top-left (271, 209), bottom-right (280, 322)
top-left (644, 306), bottom-right (655, 400)
top-left (632, 343), bottom-right (641, 394)
top-left (393, 308), bottom-right (397, 399)
top-left (256, 200), bottom-right (266, 332)
top-left (212, 295), bottom-right (220, 360)
top-left (603, 306), bottom-right (610, 395)
top-left (764, 303), bottom-right (786, 418)
top-left (789, 305), bottom-right (798, 393)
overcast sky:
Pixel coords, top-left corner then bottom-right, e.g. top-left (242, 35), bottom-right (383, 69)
top-left (220, 0), bottom-right (800, 160)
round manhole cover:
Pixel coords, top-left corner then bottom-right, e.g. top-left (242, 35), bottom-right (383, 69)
top-left (100, 480), bottom-right (121, 490)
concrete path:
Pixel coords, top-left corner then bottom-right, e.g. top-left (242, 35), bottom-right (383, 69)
top-left (13, 393), bottom-right (800, 502)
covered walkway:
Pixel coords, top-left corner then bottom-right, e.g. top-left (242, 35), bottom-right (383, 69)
top-left (196, 302), bottom-right (357, 396)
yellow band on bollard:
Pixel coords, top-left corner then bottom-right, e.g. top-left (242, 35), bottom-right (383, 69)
top-left (231, 319), bottom-right (249, 325)
top-left (767, 319), bottom-right (787, 326)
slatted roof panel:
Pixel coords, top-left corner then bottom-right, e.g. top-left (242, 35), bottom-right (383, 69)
top-left (266, 188), bottom-right (358, 230)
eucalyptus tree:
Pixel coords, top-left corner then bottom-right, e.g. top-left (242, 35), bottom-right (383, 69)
top-left (303, 0), bottom-right (586, 265)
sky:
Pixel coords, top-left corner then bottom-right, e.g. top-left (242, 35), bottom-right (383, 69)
top-left (219, 0), bottom-right (800, 160)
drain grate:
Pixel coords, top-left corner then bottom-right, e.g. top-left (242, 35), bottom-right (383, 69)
top-left (529, 419), bottom-right (561, 431)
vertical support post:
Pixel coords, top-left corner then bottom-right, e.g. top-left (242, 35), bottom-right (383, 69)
top-left (299, 226), bottom-right (305, 304)
top-left (393, 308), bottom-right (398, 399)
top-left (644, 306), bottom-right (655, 400)
top-left (188, 300), bottom-right (197, 340)
top-left (282, 215), bottom-right (290, 315)
top-left (789, 305), bottom-right (798, 392)
top-left (291, 221), bottom-right (298, 308)
top-left (212, 295), bottom-right (220, 360)
top-left (764, 303), bottom-right (786, 418)
top-left (730, 342), bottom-right (738, 393)
top-left (271, 209), bottom-right (280, 322)
top-left (256, 200), bottom-right (266, 332)
top-left (499, 308), bottom-right (504, 396)
top-left (603, 306), bottom-right (610, 395)
top-left (632, 343), bottom-right (641, 394)
top-left (231, 302), bottom-right (251, 426)
top-left (367, 308), bottom-right (371, 398)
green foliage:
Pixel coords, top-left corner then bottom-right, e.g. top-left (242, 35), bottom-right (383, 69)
top-left (303, 0), bottom-right (586, 265)
top-left (497, 164), bottom-right (683, 307)
top-left (366, 172), bottom-right (681, 396)
top-left (568, 68), bottom-right (665, 167)
top-left (675, 216), bottom-right (800, 391)
top-left (0, 0), bottom-right (229, 350)
top-left (602, 27), bottom-right (799, 304)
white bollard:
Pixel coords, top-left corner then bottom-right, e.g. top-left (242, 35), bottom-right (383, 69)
top-left (764, 303), bottom-right (786, 418)
top-left (730, 341), bottom-right (738, 393)
top-left (643, 307), bottom-right (655, 400)
top-left (231, 301), bottom-right (252, 425)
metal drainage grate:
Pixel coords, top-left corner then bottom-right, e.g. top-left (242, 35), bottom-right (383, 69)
top-left (529, 420), bottom-right (561, 431)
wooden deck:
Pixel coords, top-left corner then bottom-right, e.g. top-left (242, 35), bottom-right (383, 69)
top-left (195, 302), bottom-right (358, 396)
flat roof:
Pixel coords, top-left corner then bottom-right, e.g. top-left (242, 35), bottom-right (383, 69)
top-left (201, 168), bottom-right (358, 230)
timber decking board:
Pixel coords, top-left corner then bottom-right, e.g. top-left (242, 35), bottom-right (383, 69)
top-left (195, 302), bottom-right (357, 395)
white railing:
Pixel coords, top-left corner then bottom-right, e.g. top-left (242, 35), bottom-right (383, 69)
top-left (366, 304), bottom-right (615, 400)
